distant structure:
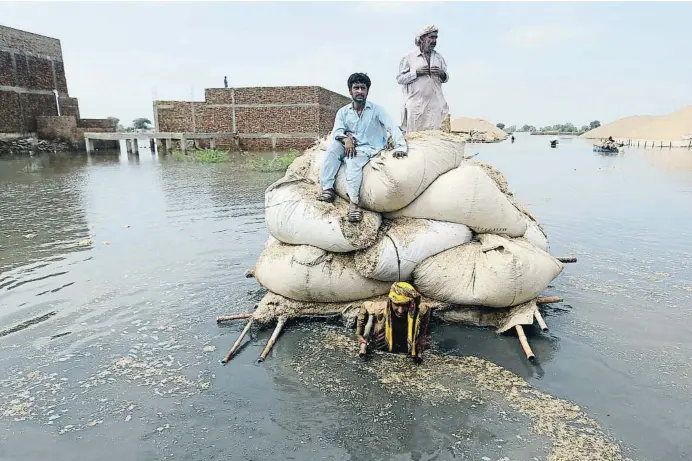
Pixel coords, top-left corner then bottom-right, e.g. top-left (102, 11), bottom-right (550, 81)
top-left (0, 25), bottom-right (115, 144)
top-left (153, 86), bottom-right (351, 150)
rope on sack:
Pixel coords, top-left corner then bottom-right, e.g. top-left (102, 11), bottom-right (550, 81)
top-left (385, 233), bottom-right (402, 282)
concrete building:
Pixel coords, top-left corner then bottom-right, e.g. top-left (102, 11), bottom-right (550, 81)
top-left (153, 86), bottom-right (351, 151)
top-left (0, 24), bottom-right (115, 143)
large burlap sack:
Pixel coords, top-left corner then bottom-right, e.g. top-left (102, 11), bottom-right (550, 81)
top-left (265, 179), bottom-right (381, 252)
top-left (254, 241), bottom-right (391, 302)
top-left (522, 217), bottom-right (549, 252)
top-left (413, 234), bottom-right (563, 308)
top-left (386, 164), bottom-right (528, 237)
top-left (311, 131), bottom-right (466, 212)
top-left (282, 139), bottom-right (328, 182)
top-left (354, 218), bottom-right (473, 282)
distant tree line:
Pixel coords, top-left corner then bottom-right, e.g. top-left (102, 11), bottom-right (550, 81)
top-left (106, 117), bottom-right (153, 132)
top-left (496, 120), bottom-right (601, 134)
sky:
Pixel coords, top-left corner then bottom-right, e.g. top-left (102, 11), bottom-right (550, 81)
top-left (1, 1), bottom-right (691, 129)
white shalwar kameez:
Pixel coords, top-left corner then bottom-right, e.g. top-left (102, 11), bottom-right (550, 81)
top-left (397, 48), bottom-right (450, 133)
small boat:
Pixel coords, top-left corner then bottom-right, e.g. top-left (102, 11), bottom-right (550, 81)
top-left (593, 143), bottom-right (624, 154)
top-left (550, 137), bottom-right (558, 148)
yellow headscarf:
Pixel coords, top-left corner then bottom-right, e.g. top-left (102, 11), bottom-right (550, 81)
top-left (384, 282), bottom-right (423, 357)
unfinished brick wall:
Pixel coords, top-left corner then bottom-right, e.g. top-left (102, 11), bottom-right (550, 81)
top-left (0, 51), bottom-right (13, 86)
top-left (59, 97), bottom-right (80, 119)
top-left (37, 115), bottom-right (77, 141)
top-left (1, 25), bottom-right (70, 133)
top-left (0, 26), bottom-right (115, 140)
top-left (0, 92), bottom-right (22, 132)
top-left (155, 86), bottom-right (350, 150)
top-left (0, 25), bottom-right (63, 60)
top-left (78, 118), bottom-right (117, 130)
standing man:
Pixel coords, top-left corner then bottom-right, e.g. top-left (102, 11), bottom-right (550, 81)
top-left (397, 25), bottom-right (450, 133)
top-left (224, 76), bottom-right (228, 89)
top-left (317, 73), bottom-right (408, 223)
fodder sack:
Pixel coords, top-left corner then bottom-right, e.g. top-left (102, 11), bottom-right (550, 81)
top-left (522, 217), bottom-right (549, 252)
top-left (312, 131), bottom-right (466, 212)
top-left (354, 218), bottom-right (473, 282)
top-left (265, 179), bottom-right (381, 252)
top-left (254, 241), bottom-right (391, 303)
top-left (386, 165), bottom-right (527, 237)
top-left (413, 234), bottom-right (563, 307)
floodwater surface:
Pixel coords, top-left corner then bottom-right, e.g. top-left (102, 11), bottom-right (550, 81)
top-left (1, 135), bottom-right (691, 461)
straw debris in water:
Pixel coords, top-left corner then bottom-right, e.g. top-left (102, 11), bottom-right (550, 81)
top-left (292, 329), bottom-right (631, 461)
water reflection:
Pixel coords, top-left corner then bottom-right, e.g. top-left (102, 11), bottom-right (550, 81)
top-left (1, 136), bottom-right (692, 461)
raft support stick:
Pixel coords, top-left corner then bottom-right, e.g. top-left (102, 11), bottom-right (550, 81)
top-left (221, 318), bottom-right (254, 364)
top-left (536, 296), bottom-right (563, 304)
top-left (258, 316), bottom-right (286, 363)
top-left (534, 310), bottom-right (549, 333)
top-left (515, 325), bottom-right (535, 361)
top-left (557, 256), bottom-right (577, 263)
top-left (359, 314), bottom-right (374, 358)
top-left (217, 313), bottom-right (253, 323)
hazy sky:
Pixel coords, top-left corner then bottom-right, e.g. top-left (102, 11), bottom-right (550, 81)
top-left (2, 1), bottom-right (691, 128)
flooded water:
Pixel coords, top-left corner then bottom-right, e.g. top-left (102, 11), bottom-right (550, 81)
top-left (1, 135), bottom-right (691, 461)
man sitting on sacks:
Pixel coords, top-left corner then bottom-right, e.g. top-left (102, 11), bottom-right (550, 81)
top-left (316, 72), bottom-right (408, 223)
top-left (356, 282), bottom-right (431, 364)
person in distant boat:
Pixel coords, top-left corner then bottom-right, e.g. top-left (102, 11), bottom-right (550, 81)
top-left (511, 135), bottom-right (515, 143)
top-left (397, 25), bottom-right (450, 133)
top-left (316, 73), bottom-right (407, 223)
top-left (356, 282), bottom-right (431, 364)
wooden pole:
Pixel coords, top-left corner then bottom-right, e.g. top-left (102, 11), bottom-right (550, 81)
top-left (359, 314), bottom-right (374, 358)
top-left (258, 317), bottom-right (286, 362)
top-left (217, 313), bottom-right (253, 323)
top-left (557, 256), bottom-right (577, 263)
top-left (536, 296), bottom-right (563, 304)
top-left (221, 319), bottom-right (253, 364)
top-left (534, 310), bottom-right (549, 332)
top-left (515, 325), bottom-right (535, 361)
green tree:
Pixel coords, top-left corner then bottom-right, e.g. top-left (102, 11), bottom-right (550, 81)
top-left (589, 120), bottom-right (601, 129)
top-left (506, 125), bottom-right (516, 133)
top-left (581, 125), bottom-right (590, 132)
top-left (496, 122), bottom-right (505, 130)
top-left (132, 118), bottom-right (152, 130)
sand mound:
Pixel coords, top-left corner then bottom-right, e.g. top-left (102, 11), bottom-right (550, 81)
top-left (450, 117), bottom-right (506, 142)
top-left (625, 106), bottom-right (692, 141)
top-left (582, 105), bottom-right (692, 141)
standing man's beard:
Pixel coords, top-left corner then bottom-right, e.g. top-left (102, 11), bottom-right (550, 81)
top-left (353, 94), bottom-right (366, 102)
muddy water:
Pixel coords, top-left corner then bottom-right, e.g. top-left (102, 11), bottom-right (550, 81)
top-left (0, 136), bottom-right (690, 460)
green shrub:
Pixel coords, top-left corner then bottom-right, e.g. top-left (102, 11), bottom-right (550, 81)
top-left (246, 149), bottom-right (297, 172)
top-left (171, 149), bottom-right (229, 163)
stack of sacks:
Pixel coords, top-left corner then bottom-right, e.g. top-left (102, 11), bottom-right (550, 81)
top-left (253, 130), bottom-right (563, 322)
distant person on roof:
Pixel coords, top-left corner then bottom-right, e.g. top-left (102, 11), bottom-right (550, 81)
top-left (397, 25), bottom-right (450, 133)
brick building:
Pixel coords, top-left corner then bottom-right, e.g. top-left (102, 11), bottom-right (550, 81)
top-left (0, 25), bottom-right (115, 142)
top-left (154, 86), bottom-right (351, 151)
